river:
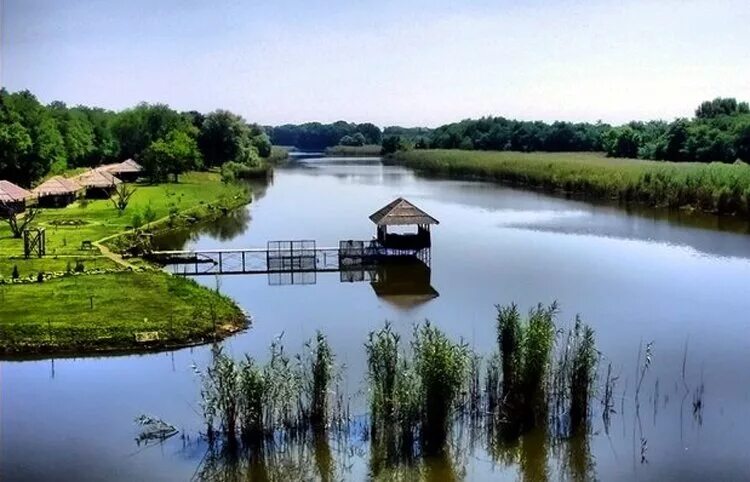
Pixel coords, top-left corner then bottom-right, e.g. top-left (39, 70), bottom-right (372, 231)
top-left (3, 155), bottom-right (750, 480)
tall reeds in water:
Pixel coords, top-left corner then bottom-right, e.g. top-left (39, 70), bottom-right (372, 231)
top-left (492, 302), bottom-right (598, 437)
top-left (195, 332), bottom-right (341, 449)
top-left (366, 322), bottom-right (470, 460)
top-left (493, 303), bottom-right (557, 434)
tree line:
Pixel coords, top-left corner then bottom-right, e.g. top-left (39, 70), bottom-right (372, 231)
top-left (267, 121), bottom-right (382, 150)
top-left (382, 97), bottom-right (750, 163)
top-left (0, 89), bottom-right (271, 186)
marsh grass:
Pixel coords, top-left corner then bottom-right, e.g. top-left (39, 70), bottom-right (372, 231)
top-left (365, 322), bottom-right (471, 459)
top-left (393, 150), bottom-right (750, 217)
top-left (196, 304), bottom-right (604, 473)
top-left (494, 303), bottom-right (558, 435)
top-left (196, 333), bottom-right (345, 453)
top-left (553, 317), bottom-right (598, 435)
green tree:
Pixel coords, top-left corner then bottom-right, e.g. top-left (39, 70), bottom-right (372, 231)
top-left (142, 129), bottom-right (202, 182)
top-left (603, 127), bottom-right (640, 158)
top-left (339, 133), bottom-right (366, 146)
top-left (111, 103), bottom-right (191, 159)
top-left (0, 121), bottom-right (33, 183)
top-left (734, 117), bottom-right (750, 162)
top-left (199, 110), bottom-right (267, 167)
top-left (695, 97), bottom-right (750, 119)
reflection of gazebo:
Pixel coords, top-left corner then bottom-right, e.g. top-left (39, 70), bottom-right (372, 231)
top-left (369, 198), bottom-right (439, 250)
top-left (370, 259), bottom-right (439, 308)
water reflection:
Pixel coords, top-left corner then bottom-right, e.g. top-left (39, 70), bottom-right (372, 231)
top-left (191, 431), bottom-right (351, 482)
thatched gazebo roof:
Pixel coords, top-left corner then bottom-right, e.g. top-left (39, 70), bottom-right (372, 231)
top-left (32, 176), bottom-right (82, 197)
top-left (369, 198), bottom-right (439, 226)
top-left (0, 180), bottom-right (32, 203)
top-left (103, 159), bottom-right (142, 174)
top-left (74, 169), bottom-right (122, 189)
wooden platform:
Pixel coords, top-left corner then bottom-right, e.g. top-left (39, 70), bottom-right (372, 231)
top-left (149, 240), bottom-right (431, 277)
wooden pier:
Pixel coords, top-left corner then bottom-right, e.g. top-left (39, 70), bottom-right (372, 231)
top-left (148, 198), bottom-right (438, 288)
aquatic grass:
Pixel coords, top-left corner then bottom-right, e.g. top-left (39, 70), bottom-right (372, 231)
top-left (495, 302), bottom-right (557, 434)
top-left (554, 317), bottom-right (598, 434)
top-left (300, 331), bottom-right (335, 432)
top-left (569, 322), bottom-right (597, 431)
top-left (365, 322), bottom-right (471, 458)
top-left (196, 333), bottom-right (346, 451)
top-left (412, 321), bottom-right (471, 454)
top-left (392, 149), bottom-right (750, 217)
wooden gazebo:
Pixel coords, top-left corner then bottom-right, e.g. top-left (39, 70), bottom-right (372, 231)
top-left (0, 180), bottom-right (33, 216)
top-left (369, 197), bottom-right (439, 250)
top-left (32, 176), bottom-right (83, 207)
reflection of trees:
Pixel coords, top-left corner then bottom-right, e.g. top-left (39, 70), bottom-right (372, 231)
top-left (200, 207), bottom-right (251, 241)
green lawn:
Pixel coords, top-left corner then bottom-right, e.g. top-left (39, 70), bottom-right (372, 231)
top-left (0, 171), bottom-right (252, 356)
top-left (0, 171), bottom-right (247, 272)
top-left (0, 271), bottom-right (246, 355)
top-left (393, 150), bottom-right (750, 216)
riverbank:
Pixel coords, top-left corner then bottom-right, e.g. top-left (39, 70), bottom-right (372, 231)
top-left (391, 150), bottom-right (750, 217)
top-left (325, 144), bottom-right (382, 156)
top-left (0, 171), bottom-right (252, 356)
top-left (0, 271), bottom-right (247, 356)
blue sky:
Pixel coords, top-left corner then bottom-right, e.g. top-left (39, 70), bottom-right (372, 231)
top-left (2, 0), bottom-right (749, 126)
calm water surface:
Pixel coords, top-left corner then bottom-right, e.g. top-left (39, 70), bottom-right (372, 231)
top-left (3, 156), bottom-right (750, 480)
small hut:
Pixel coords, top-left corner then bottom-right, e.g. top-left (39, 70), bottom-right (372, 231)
top-left (74, 168), bottom-right (122, 198)
top-left (32, 176), bottom-right (83, 207)
top-left (369, 197), bottom-right (439, 250)
top-left (0, 180), bottom-right (32, 216)
top-left (102, 159), bottom-right (143, 182)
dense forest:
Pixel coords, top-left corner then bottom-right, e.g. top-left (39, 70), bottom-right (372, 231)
top-left (0, 89), bottom-right (271, 186)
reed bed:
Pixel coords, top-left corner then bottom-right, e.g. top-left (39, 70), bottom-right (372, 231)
top-left (195, 332), bottom-right (343, 448)
top-left (196, 303), bottom-right (601, 469)
top-left (392, 149), bottom-right (750, 217)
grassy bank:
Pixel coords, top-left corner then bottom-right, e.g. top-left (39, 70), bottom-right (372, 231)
top-left (325, 144), bottom-right (382, 156)
top-left (392, 150), bottom-right (750, 216)
top-left (0, 271), bottom-right (246, 356)
top-left (0, 171), bottom-right (248, 274)
top-left (0, 171), bottom-right (252, 356)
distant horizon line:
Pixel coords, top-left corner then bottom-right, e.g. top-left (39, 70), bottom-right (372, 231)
top-left (2, 86), bottom-right (745, 129)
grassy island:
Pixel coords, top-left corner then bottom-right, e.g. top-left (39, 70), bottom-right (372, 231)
top-left (0, 171), bottom-right (251, 356)
top-left (392, 150), bottom-right (750, 217)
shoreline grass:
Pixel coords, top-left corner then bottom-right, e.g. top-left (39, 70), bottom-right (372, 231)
top-left (391, 149), bottom-right (750, 217)
top-left (325, 144), bottom-right (382, 156)
top-left (0, 271), bottom-right (247, 356)
top-left (0, 171), bottom-right (254, 356)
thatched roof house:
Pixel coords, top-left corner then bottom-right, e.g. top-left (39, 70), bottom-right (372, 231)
top-left (0, 180), bottom-right (33, 215)
top-left (32, 176), bottom-right (83, 207)
top-left (102, 159), bottom-right (143, 181)
top-left (74, 169), bottom-right (122, 198)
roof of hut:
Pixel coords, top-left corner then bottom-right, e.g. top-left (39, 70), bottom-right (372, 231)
top-left (369, 198), bottom-right (439, 226)
top-left (74, 169), bottom-right (122, 189)
top-left (32, 176), bottom-right (82, 197)
top-left (0, 180), bottom-right (32, 203)
top-left (102, 159), bottom-right (142, 174)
